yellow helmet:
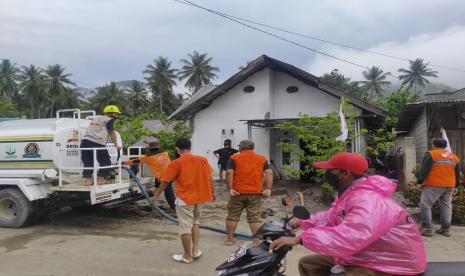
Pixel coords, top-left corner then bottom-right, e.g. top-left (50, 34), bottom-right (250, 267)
top-left (103, 105), bottom-right (121, 114)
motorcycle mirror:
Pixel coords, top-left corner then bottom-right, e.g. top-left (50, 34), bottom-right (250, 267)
top-left (281, 195), bottom-right (293, 206)
top-left (292, 205), bottom-right (310, 219)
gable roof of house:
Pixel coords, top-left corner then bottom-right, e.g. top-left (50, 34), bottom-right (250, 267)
top-left (397, 87), bottom-right (465, 130)
top-left (170, 55), bottom-right (386, 119)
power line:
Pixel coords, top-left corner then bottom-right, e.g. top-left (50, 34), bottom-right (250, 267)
top-left (173, 0), bottom-right (370, 71)
top-left (174, 0), bottom-right (465, 74)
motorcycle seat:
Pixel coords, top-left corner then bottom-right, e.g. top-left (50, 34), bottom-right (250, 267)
top-left (421, 262), bottom-right (465, 276)
top-left (329, 262), bottom-right (465, 276)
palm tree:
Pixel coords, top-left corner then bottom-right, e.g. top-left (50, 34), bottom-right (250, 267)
top-left (45, 64), bottom-right (76, 117)
top-left (359, 66), bottom-right (391, 100)
top-left (178, 51), bottom-right (219, 93)
top-left (398, 58), bottom-right (438, 92)
top-left (143, 57), bottom-right (178, 113)
top-left (20, 65), bottom-right (47, 118)
top-left (126, 80), bottom-right (149, 116)
top-left (58, 87), bottom-right (82, 110)
top-left (0, 59), bottom-right (21, 101)
top-left (87, 82), bottom-right (125, 113)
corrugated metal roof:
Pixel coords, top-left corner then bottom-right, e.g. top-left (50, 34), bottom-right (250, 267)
top-left (397, 87), bottom-right (465, 130)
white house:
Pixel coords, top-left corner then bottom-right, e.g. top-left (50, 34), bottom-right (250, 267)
top-left (170, 55), bottom-right (385, 180)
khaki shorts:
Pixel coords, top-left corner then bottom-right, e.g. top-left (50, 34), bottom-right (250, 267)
top-left (227, 194), bottom-right (263, 223)
top-left (176, 204), bottom-right (204, 235)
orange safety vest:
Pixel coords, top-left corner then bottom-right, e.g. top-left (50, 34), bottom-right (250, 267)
top-left (230, 150), bottom-right (268, 194)
top-left (124, 152), bottom-right (171, 180)
top-left (424, 149), bottom-right (459, 188)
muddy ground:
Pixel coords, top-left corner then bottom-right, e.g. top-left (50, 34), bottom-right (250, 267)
top-left (0, 181), bottom-right (464, 276)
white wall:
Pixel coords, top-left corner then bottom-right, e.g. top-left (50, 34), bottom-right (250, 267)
top-left (272, 72), bottom-right (341, 118)
top-left (192, 68), bottom-right (272, 170)
top-left (408, 108), bottom-right (428, 163)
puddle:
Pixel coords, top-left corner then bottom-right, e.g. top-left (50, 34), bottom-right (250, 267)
top-left (0, 232), bottom-right (41, 253)
top-left (0, 229), bottom-right (176, 253)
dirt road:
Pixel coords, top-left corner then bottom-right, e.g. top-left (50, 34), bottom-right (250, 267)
top-left (0, 183), bottom-right (464, 276)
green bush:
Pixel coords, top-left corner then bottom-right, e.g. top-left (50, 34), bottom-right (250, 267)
top-left (403, 183), bottom-right (465, 225)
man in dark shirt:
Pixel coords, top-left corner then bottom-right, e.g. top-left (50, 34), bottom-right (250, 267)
top-left (213, 139), bottom-right (238, 183)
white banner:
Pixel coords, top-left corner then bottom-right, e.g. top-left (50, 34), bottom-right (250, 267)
top-left (440, 127), bottom-right (452, 152)
top-left (336, 98), bottom-right (348, 142)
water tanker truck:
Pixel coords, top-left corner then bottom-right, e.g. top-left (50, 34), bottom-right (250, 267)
top-left (0, 109), bottom-right (153, 228)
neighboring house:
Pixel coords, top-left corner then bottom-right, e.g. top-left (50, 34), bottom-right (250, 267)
top-left (132, 120), bottom-right (167, 147)
top-left (170, 55), bottom-right (385, 179)
top-left (397, 88), bottom-right (465, 164)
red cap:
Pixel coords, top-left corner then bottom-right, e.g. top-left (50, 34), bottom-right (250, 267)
top-left (313, 152), bottom-right (368, 176)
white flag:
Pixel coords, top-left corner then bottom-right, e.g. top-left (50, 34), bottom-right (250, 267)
top-left (440, 126), bottom-right (452, 152)
top-left (336, 98), bottom-right (348, 141)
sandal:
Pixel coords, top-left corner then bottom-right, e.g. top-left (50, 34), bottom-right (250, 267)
top-left (172, 254), bottom-right (193, 263)
top-left (193, 250), bottom-right (202, 258)
top-left (265, 208), bottom-right (275, 216)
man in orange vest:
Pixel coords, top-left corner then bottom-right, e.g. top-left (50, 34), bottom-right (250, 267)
top-left (225, 139), bottom-right (273, 245)
top-left (124, 140), bottom-right (175, 211)
top-left (154, 138), bottom-right (214, 263)
top-left (418, 138), bottom-right (460, 237)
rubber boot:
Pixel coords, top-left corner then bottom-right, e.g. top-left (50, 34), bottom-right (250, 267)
top-left (421, 225), bottom-right (433, 237)
top-left (436, 226), bottom-right (451, 237)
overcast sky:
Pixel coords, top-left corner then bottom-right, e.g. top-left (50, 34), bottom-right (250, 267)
top-left (2, 0), bottom-right (465, 92)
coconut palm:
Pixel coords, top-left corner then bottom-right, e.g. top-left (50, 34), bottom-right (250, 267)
top-left (143, 57), bottom-right (178, 113)
top-left (58, 87), bottom-right (83, 110)
top-left (126, 80), bottom-right (149, 116)
top-left (45, 64), bottom-right (76, 117)
top-left (87, 82), bottom-right (125, 113)
top-left (20, 65), bottom-right (47, 118)
top-left (398, 58), bottom-right (438, 92)
top-left (178, 51), bottom-right (219, 93)
top-left (359, 66), bottom-right (391, 100)
top-left (0, 59), bottom-right (21, 101)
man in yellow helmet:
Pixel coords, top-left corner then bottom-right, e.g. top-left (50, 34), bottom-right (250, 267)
top-left (80, 105), bottom-right (122, 186)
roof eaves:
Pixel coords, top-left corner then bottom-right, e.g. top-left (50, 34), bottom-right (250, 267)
top-left (318, 83), bottom-right (387, 117)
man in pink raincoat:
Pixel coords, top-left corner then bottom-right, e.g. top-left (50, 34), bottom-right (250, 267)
top-left (270, 153), bottom-right (426, 276)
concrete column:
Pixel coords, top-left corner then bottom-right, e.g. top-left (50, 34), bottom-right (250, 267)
top-left (403, 137), bottom-right (417, 186)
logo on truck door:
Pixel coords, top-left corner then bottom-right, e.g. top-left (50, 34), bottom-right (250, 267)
top-left (67, 130), bottom-right (80, 143)
top-left (4, 145), bottom-right (17, 159)
top-left (23, 143), bottom-right (41, 158)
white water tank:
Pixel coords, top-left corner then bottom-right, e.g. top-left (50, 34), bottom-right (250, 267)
top-left (0, 118), bottom-right (122, 173)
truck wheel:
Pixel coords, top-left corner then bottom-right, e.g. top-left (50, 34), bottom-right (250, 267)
top-left (0, 188), bottom-right (33, 228)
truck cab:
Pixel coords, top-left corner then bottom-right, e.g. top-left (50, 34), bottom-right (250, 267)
top-left (0, 109), bottom-right (153, 228)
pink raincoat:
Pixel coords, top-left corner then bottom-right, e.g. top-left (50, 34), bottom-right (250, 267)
top-left (299, 176), bottom-right (426, 275)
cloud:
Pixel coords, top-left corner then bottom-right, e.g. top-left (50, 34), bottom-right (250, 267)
top-left (308, 26), bottom-right (465, 89)
top-left (2, 0), bottom-right (465, 90)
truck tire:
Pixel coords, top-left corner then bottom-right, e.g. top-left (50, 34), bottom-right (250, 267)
top-left (0, 188), bottom-right (34, 228)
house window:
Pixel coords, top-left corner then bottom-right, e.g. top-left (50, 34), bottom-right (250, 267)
top-left (243, 86), bottom-right (255, 93)
top-left (222, 129), bottom-right (226, 135)
top-left (286, 86), bottom-right (299, 93)
top-left (281, 138), bottom-right (292, 166)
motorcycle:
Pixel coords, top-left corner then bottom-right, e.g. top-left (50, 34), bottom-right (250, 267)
top-left (216, 196), bottom-right (465, 276)
top-left (216, 195), bottom-right (307, 276)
